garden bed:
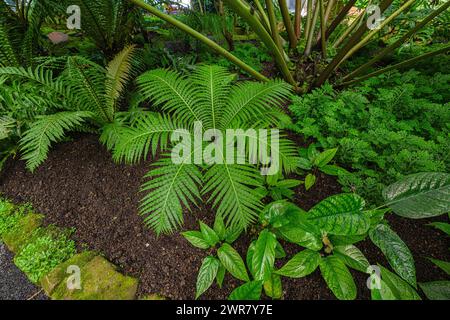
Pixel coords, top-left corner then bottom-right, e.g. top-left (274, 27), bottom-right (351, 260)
top-left (0, 134), bottom-right (448, 300)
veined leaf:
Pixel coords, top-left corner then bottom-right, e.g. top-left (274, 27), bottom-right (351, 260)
top-left (217, 243), bottom-right (249, 282)
top-left (263, 273), bottom-right (282, 299)
top-left (216, 263), bottom-right (226, 289)
top-left (213, 215), bottom-right (227, 240)
top-left (274, 239), bottom-right (286, 259)
top-left (428, 222), bottom-right (450, 236)
top-left (383, 172), bottom-right (450, 219)
top-left (319, 256), bottom-right (357, 300)
top-left (305, 173), bottom-right (316, 191)
top-left (314, 148), bottom-right (337, 167)
top-left (307, 194), bottom-right (369, 235)
top-left (196, 256), bottom-right (220, 299)
top-left (369, 224), bottom-right (416, 287)
top-left (181, 231), bottom-right (210, 249)
top-left (228, 281), bottom-right (263, 300)
top-left (428, 258), bottom-right (450, 276)
top-left (334, 245), bottom-right (370, 273)
top-left (275, 249), bottom-right (320, 278)
top-left (372, 265), bottom-right (421, 300)
top-left (419, 281), bottom-right (450, 300)
top-left (199, 221), bottom-right (219, 247)
top-left (252, 230), bottom-right (277, 281)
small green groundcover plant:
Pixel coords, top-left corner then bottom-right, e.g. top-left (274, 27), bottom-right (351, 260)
top-left (289, 69), bottom-right (449, 204)
top-left (184, 172), bottom-right (450, 300)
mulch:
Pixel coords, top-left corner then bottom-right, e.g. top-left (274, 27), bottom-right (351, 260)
top-left (0, 134), bottom-right (448, 300)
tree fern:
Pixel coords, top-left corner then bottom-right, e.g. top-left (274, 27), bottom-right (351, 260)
top-left (20, 111), bottom-right (93, 171)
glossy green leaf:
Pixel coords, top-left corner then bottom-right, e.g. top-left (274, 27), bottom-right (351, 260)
top-left (275, 239), bottom-right (286, 259)
top-left (307, 193), bottom-right (369, 235)
top-left (314, 148), bottom-right (337, 167)
top-left (199, 221), bottom-right (219, 246)
top-left (369, 224), bottom-right (416, 287)
top-left (224, 225), bottom-right (242, 244)
top-left (419, 281), bottom-right (450, 300)
top-left (319, 165), bottom-right (350, 176)
top-left (364, 208), bottom-right (390, 227)
top-left (383, 172), bottom-right (450, 219)
top-left (217, 243), bottom-right (250, 282)
top-left (264, 273), bottom-right (283, 299)
top-left (305, 173), bottom-right (316, 191)
top-left (196, 256), bottom-right (219, 299)
top-left (213, 216), bottom-right (226, 240)
top-left (228, 281), bottom-right (263, 300)
top-left (329, 234), bottom-right (366, 246)
top-left (319, 256), bottom-right (357, 300)
top-left (298, 157), bottom-right (312, 170)
top-left (334, 245), bottom-right (370, 273)
top-left (428, 222), bottom-right (450, 236)
top-left (275, 249), bottom-right (320, 278)
top-left (246, 241), bottom-right (256, 278)
top-left (372, 265), bottom-right (421, 300)
top-left (259, 200), bottom-right (292, 227)
top-left (252, 230), bottom-right (277, 281)
top-left (216, 263), bottom-right (226, 288)
top-left (428, 258), bottom-right (450, 276)
top-left (181, 231), bottom-right (210, 249)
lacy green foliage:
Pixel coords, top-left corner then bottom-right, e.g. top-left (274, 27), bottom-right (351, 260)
top-left (112, 65), bottom-right (296, 234)
top-left (289, 70), bottom-right (449, 204)
top-left (0, 199), bottom-right (19, 235)
top-left (14, 231), bottom-right (76, 283)
top-left (0, 46), bottom-right (138, 171)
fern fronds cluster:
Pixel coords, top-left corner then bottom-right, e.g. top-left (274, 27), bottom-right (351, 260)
top-left (112, 65), bottom-right (298, 234)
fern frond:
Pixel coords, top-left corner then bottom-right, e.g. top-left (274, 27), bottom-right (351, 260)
top-left (191, 65), bottom-right (233, 130)
top-left (112, 113), bottom-right (183, 164)
top-left (19, 111), bottom-right (93, 171)
top-left (0, 23), bottom-right (18, 67)
top-left (105, 44), bottom-right (137, 112)
top-left (202, 163), bottom-right (264, 229)
top-left (99, 118), bottom-right (125, 151)
top-left (219, 79), bottom-right (292, 129)
top-left (140, 155), bottom-right (202, 235)
top-left (137, 68), bottom-right (201, 124)
top-left (0, 116), bottom-right (15, 140)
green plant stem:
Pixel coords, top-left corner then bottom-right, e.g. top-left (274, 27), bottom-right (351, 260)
top-left (304, 0), bottom-right (320, 56)
top-left (278, 0), bottom-right (297, 49)
top-left (265, 0), bottom-right (284, 54)
top-left (315, 0), bottom-right (393, 87)
top-left (332, 7), bottom-right (365, 49)
top-left (304, 0), bottom-right (314, 42)
top-left (325, 0), bottom-right (356, 40)
top-left (127, 0), bottom-right (268, 82)
top-left (223, 0), bottom-right (296, 86)
top-left (254, 0), bottom-right (271, 32)
top-left (294, 0), bottom-right (302, 39)
top-left (343, 0), bottom-right (450, 81)
top-left (319, 0), bottom-right (326, 58)
top-left (339, 45), bottom-right (450, 87)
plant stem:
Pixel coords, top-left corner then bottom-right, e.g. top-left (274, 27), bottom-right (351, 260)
top-left (325, 0), bottom-right (356, 40)
top-left (127, 0), bottom-right (268, 82)
top-left (319, 0), bottom-right (326, 59)
top-left (278, 0), bottom-right (297, 49)
top-left (304, 0), bottom-right (320, 56)
top-left (340, 45), bottom-right (450, 87)
top-left (294, 0), bottom-right (302, 39)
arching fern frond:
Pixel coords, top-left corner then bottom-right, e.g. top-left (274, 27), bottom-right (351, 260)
top-left (140, 155), bottom-right (202, 235)
top-left (0, 24), bottom-right (18, 67)
top-left (112, 113), bottom-right (183, 164)
top-left (137, 69), bottom-right (201, 124)
top-left (19, 111), bottom-right (93, 171)
top-left (105, 44), bottom-right (137, 113)
top-left (219, 79), bottom-right (291, 129)
top-left (202, 163), bottom-right (264, 229)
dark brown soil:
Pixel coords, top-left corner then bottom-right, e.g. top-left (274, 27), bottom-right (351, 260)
top-left (0, 134), bottom-right (448, 300)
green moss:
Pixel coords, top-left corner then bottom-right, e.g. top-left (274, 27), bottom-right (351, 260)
top-left (139, 294), bottom-right (166, 300)
top-left (2, 213), bottom-right (44, 253)
top-left (51, 256), bottom-right (138, 300)
top-left (41, 251), bottom-right (97, 295)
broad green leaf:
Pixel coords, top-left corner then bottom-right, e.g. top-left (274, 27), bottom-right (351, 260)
top-left (252, 230), bottom-right (277, 281)
top-left (383, 172), bottom-right (450, 219)
top-left (319, 165), bottom-right (350, 176)
top-left (307, 194), bottom-right (369, 235)
top-left (372, 265), bottom-right (421, 300)
top-left (275, 239), bottom-right (286, 259)
top-left (217, 243), bottom-right (250, 282)
top-left (228, 281), bottom-right (263, 300)
top-left (419, 281), bottom-right (450, 300)
top-left (305, 173), bottom-right (316, 191)
top-left (369, 224), bottom-right (416, 287)
top-left (259, 201), bottom-right (292, 227)
top-left (298, 157), bottom-right (312, 170)
top-left (334, 245), bottom-right (370, 273)
top-left (213, 216), bottom-right (226, 240)
top-left (428, 258), bottom-right (450, 275)
top-left (319, 256), bottom-right (357, 300)
top-left (276, 179), bottom-right (302, 188)
top-left (199, 221), bottom-right (220, 246)
top-left (216, 263), bottom-right (226, 288)
top-left (314, 148), bottom-right (337, 167)
top-left (276, 205), bottom-right (322, 250)
top-left (246, 241), bottom-right (256, 278)
top-left (264, 273), bottom-right (283, 299)
top-left (364, 208), bottom-right (390, 227)
top-left (275, 249), bottom-right (320, 278)
top-left (196, 256), bottom-right (219, 299)
top-left (181, 231), bottom-right (210, 249)
top-left (428, 222), bottom-right (450, 236)
top-left (329, 234), bottom-right (366, 246)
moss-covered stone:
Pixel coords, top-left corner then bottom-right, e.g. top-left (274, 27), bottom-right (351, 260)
top-left (139, 294), bottom-right (166, 300)
top-left (41, 251), bottom-right (98, 295)
top-left (51, 256), bottom-right (138, 300)
top-left (2, 213), bottom-right (44, 253)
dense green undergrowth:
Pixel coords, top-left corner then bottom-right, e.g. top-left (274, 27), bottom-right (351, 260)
top-left (289, 68), bottom-right (449, 205)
